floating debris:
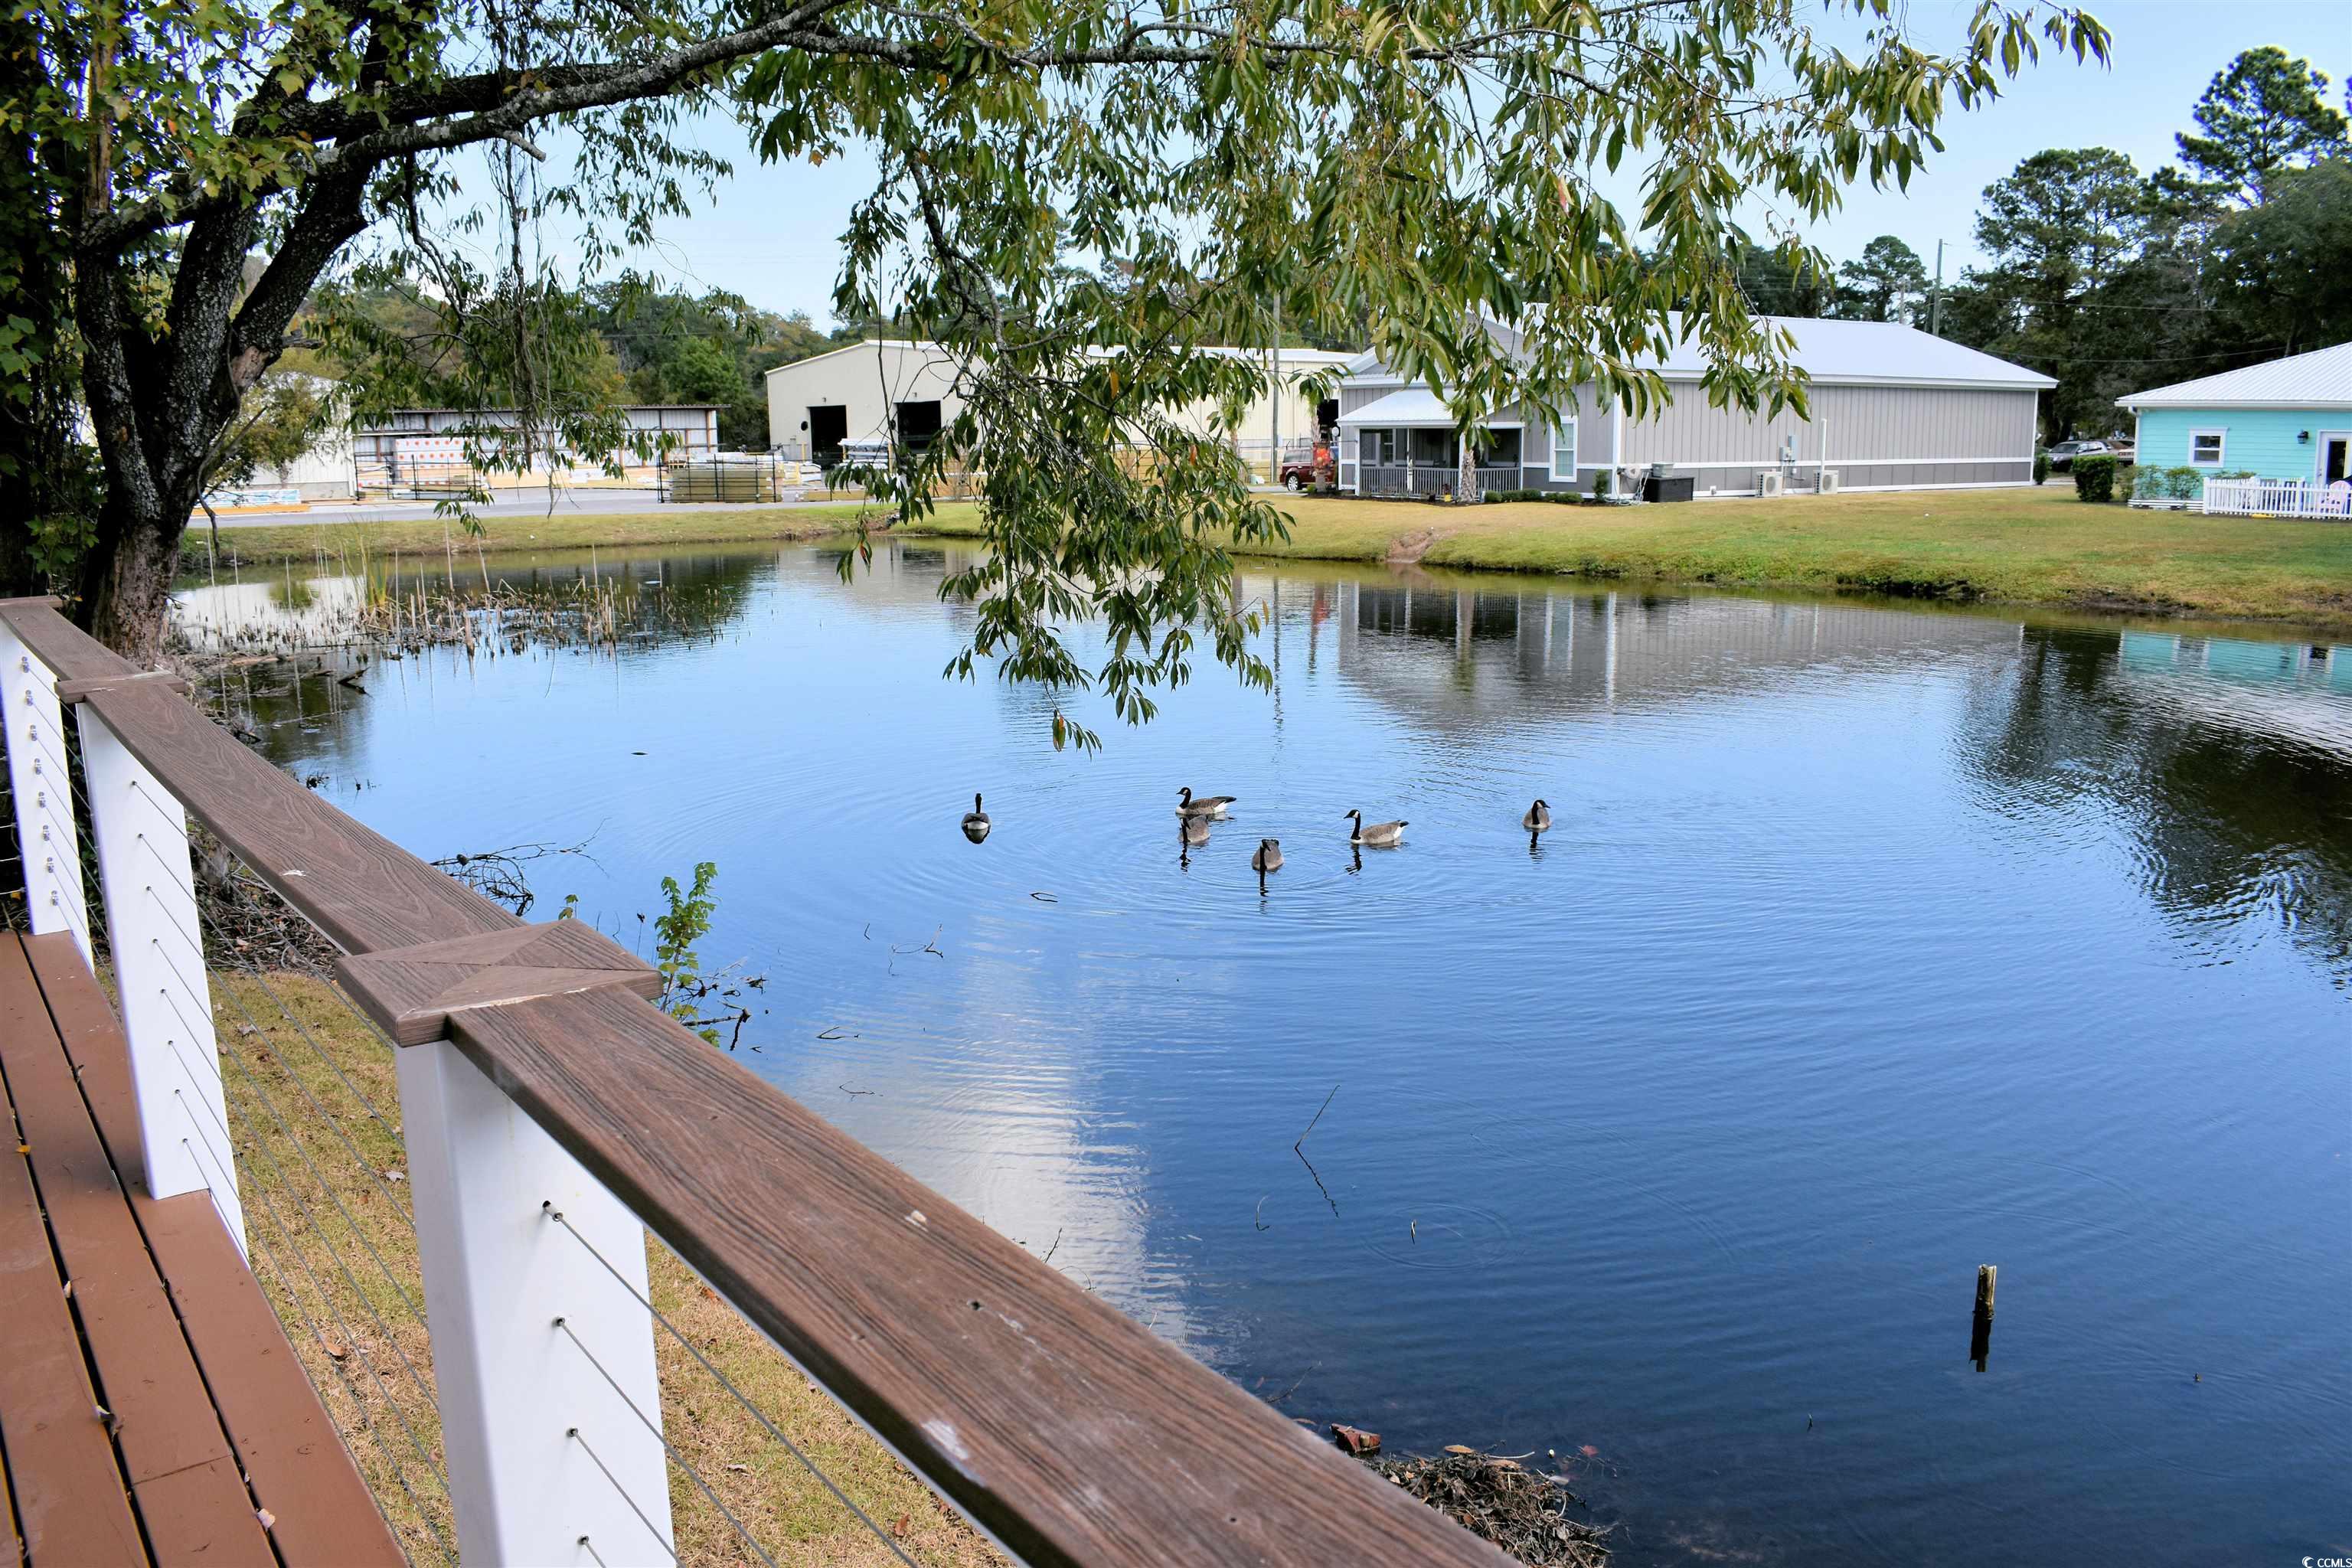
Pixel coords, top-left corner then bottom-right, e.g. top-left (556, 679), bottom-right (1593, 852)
top-left (1361, 1446), bottom-right (1612, 1566)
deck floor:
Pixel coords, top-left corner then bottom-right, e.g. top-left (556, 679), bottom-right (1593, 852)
top-left (0, 929), bottom-right (406, 1567)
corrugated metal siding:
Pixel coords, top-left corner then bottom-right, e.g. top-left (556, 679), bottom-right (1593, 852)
top-left (1619, 384), bottom-right (2038, 468)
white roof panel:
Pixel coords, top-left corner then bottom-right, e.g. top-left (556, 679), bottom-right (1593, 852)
top-left (1338, 314), bottom-right (2053, 393)
top-left (2116, 341), bottom-right (2352, 410)
top-left (1338, 387), bottom-right (1521, 426)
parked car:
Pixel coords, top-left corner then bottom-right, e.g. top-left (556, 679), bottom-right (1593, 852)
top-left (2044, 439), bottom-right (2109, 472)
top-left (1279, 449), bottom-right (1336, 492)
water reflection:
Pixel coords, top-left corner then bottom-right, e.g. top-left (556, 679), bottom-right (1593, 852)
top-left (1960, 627), bottom-right (2352, 978)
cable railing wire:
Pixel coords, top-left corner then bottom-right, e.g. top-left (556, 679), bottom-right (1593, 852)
top-left (197, 1056), bottom-right (455, 1524)
top-left (566, 1426), bottom-right (680, 1564)
top-left (196, 975), bottom-right (434, 1334)
top-left (552, 1315), bottom-right (783, 1568)
top-left (155, 872), bottom-right (418, 1227)
top-left (160, 1116), bottom-right (415, 1557)
top-left (543, 1204), bottom-right (923, 1568)
top-left (179, 1121), bottom-right (456, 1566)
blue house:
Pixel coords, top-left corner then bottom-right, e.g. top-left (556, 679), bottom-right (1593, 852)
top-left (2118, 341), bottom-right (2352, 487)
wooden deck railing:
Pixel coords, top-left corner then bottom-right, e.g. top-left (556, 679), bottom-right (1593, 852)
top-left (0, 596), bottom-right (1508, 1568)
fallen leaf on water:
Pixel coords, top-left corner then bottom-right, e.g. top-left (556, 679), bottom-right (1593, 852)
top-left (1443, 1445), bottom-right (1477, 1455)
top-left (1579, 1445), bottom-right (1599, 1458)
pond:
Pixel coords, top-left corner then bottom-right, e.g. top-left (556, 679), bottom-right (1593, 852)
top-left (176, 542), bottom-right (2352, 1565)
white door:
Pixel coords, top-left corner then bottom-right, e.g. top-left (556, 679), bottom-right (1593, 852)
top-left (2319, 431), bottom-right (2350, 486)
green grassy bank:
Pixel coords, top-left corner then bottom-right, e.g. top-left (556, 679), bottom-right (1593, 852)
top-left (207, 485), bottom-right (2352, 634)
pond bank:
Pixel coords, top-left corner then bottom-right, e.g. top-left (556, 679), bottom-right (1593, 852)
top-left (902, 487), bottom-right (2352, 635)
top-left (195, 485), bottom-right (2352, 635)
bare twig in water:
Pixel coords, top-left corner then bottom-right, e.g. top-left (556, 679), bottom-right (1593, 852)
top-left (816, 1027), bottom-right (858, 1040)
top-left (430, 833), bottom-right (601, 916)
top-left (890, 924), bottom-right (945, 957)
top-left (1030, 891), bottom-right (1058, 903)
top-left (1294, 1145), bottom-right (1339, 1216)
top-left (1296, 1083), bottom-right (1340, 1148)
top-left (1042, 1228), bottom-right (1063, 1265)
top-left (1254, 1196), bottom-right (1269, 1231)
top-left (1266, 1362), bottom-right (1318, 1405)
top-left (840, 1085), bottom-right (876, 1097)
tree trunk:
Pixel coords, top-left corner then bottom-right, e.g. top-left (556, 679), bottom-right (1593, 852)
top-left (79, 492), bottom-right (186, 665)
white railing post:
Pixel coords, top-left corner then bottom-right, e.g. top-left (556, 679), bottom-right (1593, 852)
top-left (0, 625), bottom-right (93, 963)
top-left (397, 1038), bottom-right (674, 1566)
top-left (73, 699), bottom-right (246, 1252)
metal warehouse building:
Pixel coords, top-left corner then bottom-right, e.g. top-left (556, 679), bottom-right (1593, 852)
top-left (1336, 316), bottom-right (2053, 498)
top-left (765, 339), bottom-right (1353, 467)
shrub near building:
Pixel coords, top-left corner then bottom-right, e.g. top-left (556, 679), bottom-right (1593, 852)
top-left (2073, 453), bottom-right (2118, 502)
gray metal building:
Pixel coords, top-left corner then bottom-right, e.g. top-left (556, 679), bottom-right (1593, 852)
top-left (1335, 316), bottom-right (2052, 498)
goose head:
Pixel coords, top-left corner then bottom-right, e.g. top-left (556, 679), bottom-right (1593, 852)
top-left (1178, 787), bottom-right (1194, 806)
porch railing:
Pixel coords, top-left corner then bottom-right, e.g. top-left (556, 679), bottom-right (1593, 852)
top-left (0, 595), bottom-right (1508, 1567)
top-left (2202, 476), bottom-right (2352, 518)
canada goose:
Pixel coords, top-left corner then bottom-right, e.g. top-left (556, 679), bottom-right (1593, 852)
top-left (1345, 809), bottom-right (1407, 847)
top-left (1251, 838), bottom-right (1283, 873)
top-left (1176, 787), bottom-right (1237, 818)
top-left (1182, 815), bottom-right (1212, 847)
top-left (960, 793), bottom-right (991, 843)
top-left (1522, 799), bottom-right (1552, 835)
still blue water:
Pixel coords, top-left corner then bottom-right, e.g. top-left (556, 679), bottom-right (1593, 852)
top-left (182, 544), bottom-right (2352, 1564)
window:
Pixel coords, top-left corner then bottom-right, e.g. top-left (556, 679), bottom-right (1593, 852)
top-left (1550, 419), bottom-right (1578, 482)
top-left (2190, 428), bottom-right (2226, 466)
top-left (1361, 429), bottom-right (1397, 466)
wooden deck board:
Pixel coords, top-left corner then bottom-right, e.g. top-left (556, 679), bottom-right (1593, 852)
top-left (0, 936), bottom-right (149, 1566)
top-left (2, 933), bottom-right (401, 1567)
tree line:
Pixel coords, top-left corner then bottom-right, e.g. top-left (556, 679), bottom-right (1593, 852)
top-left (1733, 46), bottom-right (2349, 443)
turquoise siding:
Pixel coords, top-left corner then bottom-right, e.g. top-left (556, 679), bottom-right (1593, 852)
top-left (2132, 407), bottom-right (2338, 479)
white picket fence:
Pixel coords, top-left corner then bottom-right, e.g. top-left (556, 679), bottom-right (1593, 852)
top-left (2202, 477), bottom-right (2352, 518)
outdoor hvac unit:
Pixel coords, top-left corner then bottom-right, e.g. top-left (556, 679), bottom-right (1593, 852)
top-left (1756, 470), bottom-right (1785, 496)
top-left (1818, 470), bottom-right (1842, 495)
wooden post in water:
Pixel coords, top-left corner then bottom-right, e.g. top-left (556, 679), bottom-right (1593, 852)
top-left (1970, 1264), bottom-right (1997, 1371)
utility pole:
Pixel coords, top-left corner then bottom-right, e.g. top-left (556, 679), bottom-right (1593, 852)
top-left (1929, 240), bottom-right (1946, 338)
top-left (1269, 300), bottom-right (1282, 485)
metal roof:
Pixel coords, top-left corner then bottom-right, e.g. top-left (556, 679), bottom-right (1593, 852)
top-left (1338, 387), bottom-right (1521, 426)
top-left (1338, 315), bottom-right (2052, 392)
top-left (2115, 341), bottom-right (2352, 410)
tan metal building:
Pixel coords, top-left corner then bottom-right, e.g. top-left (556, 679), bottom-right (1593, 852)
top-left (765, 339), bottom-right (1354, 466)
top-left (1335, 316), bottom-right (2053, 498)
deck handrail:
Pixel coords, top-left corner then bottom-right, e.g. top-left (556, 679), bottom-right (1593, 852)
top-left (0, 596), bottom-right (1509, 1568)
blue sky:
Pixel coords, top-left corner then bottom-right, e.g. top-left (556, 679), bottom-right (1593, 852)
top-left (606, 0), bottom-right (2349, 323)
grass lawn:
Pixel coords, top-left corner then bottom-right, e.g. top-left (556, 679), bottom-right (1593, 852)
top-left (212, 969), bottom-right (1001, 1567)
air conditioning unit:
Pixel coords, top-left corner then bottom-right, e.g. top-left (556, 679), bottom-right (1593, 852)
top-left (1818, 470), bottom-right (1842, 494)
top-left (1756, 470), bottom-right (1785, 496)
